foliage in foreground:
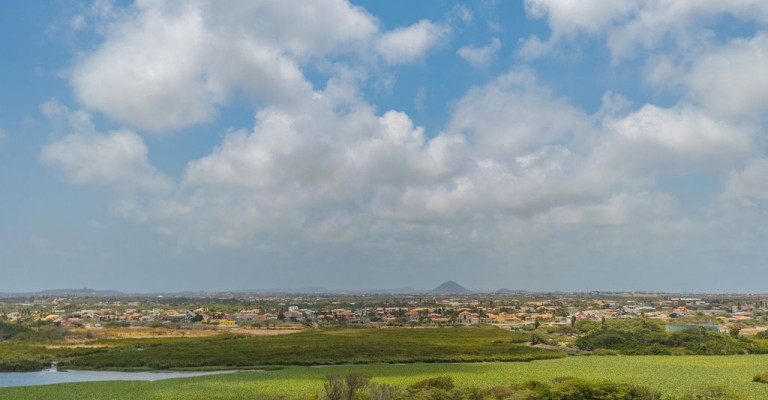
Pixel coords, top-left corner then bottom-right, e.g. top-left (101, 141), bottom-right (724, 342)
top-left (314, 374), bottom-right (748, 400)
top-left (753, 372), bottom-right (768, 384)
top-left (575, 320), bottom-right (767, 355)
top-left (3, 356), bottom-right (768, 400)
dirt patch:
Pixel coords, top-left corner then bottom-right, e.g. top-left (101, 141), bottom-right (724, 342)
top-left (87, 327), bottom-right (303, 339)
top-left (44, 344), bottom-right (109, 349)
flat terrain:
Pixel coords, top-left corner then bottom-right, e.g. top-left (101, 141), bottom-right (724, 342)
top-left (3, 355), bottom-right (768, 399)
top-left (60, 328), bottom-right (563, 370)
top-left (85, 327), bottom-right (302, 338)
top-left (0, 327), bottom-right (563, 372)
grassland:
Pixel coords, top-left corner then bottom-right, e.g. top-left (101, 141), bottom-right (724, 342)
top-left (60, 328), bottom-right (564, 370)
top-left (0, 327), bottom-right (563, 372)
top-left (3, 356), bottom-right (768, 399)
top-left (5, 326), bottom-right (768, 399)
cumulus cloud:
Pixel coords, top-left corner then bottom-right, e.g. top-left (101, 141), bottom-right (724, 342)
top-left (155, 67), bottom-right (721, 246)
top-left (375, 20), bottom-right (451, 64)
top-left (606, 104), bottom-right (752, 170)
top-left (71, 0), bottom-right (378, 133)
top-left (39, 102), bottom-right (170, 191)
top-left (166, 79), bottom-right (464, 245)
top-left (448, 68), bottom-right (592, 156)
top-left (49, 2), bottom-right (765, 262)
top-left (41, 130), bottom-right (170, 190)
top-left (685, 34), bottom-right (768, 119)
top-left (58, 57), bottom-right (746, 252)
top-left (722, 158), bottom-right (768, 200)
top-left (457, 37), bottom-right (501, 67)
top-left (524, 0), bottom-right (768, 62)
top-left (525, 0), bottom-right (637, 38)
top-left (70, 1), bottom-right (458, 134)
top-left (27, 0), bottom-right (768, 291)
top-left (536, 192), bottom-right (678, 228)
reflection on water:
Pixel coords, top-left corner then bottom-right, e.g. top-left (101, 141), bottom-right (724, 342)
top-left (665, 324), bottom-right (720, 332)
top-left (0, 365), bottom-right (231, 388)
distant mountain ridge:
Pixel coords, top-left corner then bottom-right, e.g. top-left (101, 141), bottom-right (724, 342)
top-left (431, 280), bottom-right (471, 294)
top-left (37, 288), bottom-right (127, 297)
top-left (495, 288), bottom-right (530, 294)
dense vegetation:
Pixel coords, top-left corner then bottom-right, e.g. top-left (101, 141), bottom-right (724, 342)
top-left (754, 372), bottom-right (768, 384)
top-left (0, 327), bottom-right (563, 372)
top-left (0, 321), bottom-right (87, 371)
top-left (6, 321), bottom-right (768, 398)
top-left (59, 328), bottom-right (563, 370)
top-left (4, 320), bottom-right (768, 372)
top-left (574, 319), bottom-right (767, 355)
top-left (0, 321), bottom-right (64, 343)
top-left (5, 358), bottom-right (768, 400)
top-left (322, 375), bottom-right (666, 400)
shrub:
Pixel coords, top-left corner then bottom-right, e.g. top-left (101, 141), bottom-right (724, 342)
top-left (344, 373), bottom-right (370, 400)
top-left (407, 376), bottom-right (455, 392)
top-left (368, 384), bottom-right (400, 400)
top-left (324, 373), bottom-right (371, 400)
top-left (324, 375), bottom-right (344, 400)
top-left (690, 385), bottom-right (742, 399)
top-left (548, 377), bottom-right (661, 400)
top-left (753, 372), bottom-right (768, 383)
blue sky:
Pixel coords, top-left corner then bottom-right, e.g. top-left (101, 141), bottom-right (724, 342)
top-left (3, 1), bottom-right (768, 293)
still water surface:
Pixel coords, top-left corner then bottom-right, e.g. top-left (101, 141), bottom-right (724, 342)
top-left (0, 366), bottom-right (229, 388)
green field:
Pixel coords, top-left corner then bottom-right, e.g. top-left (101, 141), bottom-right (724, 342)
top-left (57, 328), bottom-right (563, 370)
top-left (3, 356), bottom-right (768, 399)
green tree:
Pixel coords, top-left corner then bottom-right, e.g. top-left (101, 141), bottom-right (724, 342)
top-left (728, 325), bottom-right (741, 337)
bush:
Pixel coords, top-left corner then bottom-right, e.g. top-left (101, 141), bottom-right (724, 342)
top-left (0, 321), bottom-right (34, 341)
top-left (549, 377), bottom-right (661, 400)
top-left (324, 373), bottom-right (371, 400)
top-left (576, 321), bottom-right (757, 355)
top-left (408, 376), bottom-right (455, 392)
top-left (688, 385), bottom-right (742, 400)
top-left (368, 384), bottom-right (400, 400)
top-left (321, 374), bottom-right (707, 400)
top-left (324, 375), bottom-right (344, 400)
top-left (753, 372), bottom-right (768, 383)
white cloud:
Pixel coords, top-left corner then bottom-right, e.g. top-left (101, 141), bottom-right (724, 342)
top-left (606, 104), bottom-right (752, 169)
top-left (517, 35), bottom-right (552, 60)
top-left (722, 158), bottom-right (768, 200)
top-left (41, 130), bottom-right (170, 190)
top-left (24, 0), bottom-right (768, 291)
top-left (375, 20), bottom-right (450, 64)
top-left (71, 0), bottom-right (378, 133)
top-left (39, 103), bottom-right (170, 191)
top-left (536, 192), bottom-right (678, 228)
top-left (457, 37), bottom-right (501, 67)
top-left (524, 0), bottom-right (768, 62)
top-left (88, 66), bottom-right (610, 246)
top-left (71, 1), bottom-right (457, 134)
top-left (68, 65), bottom-right (729, 250)
top-left (685, 33), bottom-right (768, 119)
top-left (447, 68), bottom-right (592, 156)
top-left (525, 0), bottom-right (638, 38)
top-left (452, 5), bottom-right (473, 24)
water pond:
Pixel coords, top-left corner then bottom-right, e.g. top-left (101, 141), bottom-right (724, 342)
top-left (0, 366), bottom-right (230, 388)
top-left (665, 324), bottom-right (720, 332)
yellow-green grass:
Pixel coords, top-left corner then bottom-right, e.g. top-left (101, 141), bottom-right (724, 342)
top-left (4, 355), bottom-right (768, 399)
top-left (59, 328), bottom-right (562, 370)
